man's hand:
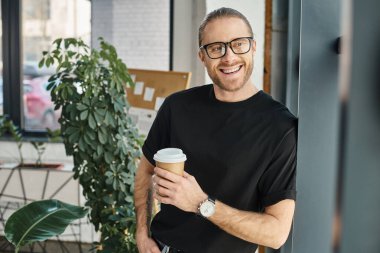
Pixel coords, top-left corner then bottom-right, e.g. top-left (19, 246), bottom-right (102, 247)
top-left (136, 232), bottom-right (161, 253)
top-left (152, 167), bottom-right (207, 213)
top-left (151, 166), bottom-right (295, 249)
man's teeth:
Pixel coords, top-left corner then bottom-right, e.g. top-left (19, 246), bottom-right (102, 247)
top-left (221, 66), bottom-right (240, 74)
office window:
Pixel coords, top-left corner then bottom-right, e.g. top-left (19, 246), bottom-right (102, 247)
top-left (22, 0), bottom-right (91, 131)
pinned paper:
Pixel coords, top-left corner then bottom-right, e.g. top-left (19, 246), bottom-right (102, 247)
top-left (154, 97), bottom-right (165, 111)
top-left (134, 81), bottom-right (144, 95)
top-left (130, 74), bottom-right (137, 82)
top-left (143, 87), bottom-right (155, 101)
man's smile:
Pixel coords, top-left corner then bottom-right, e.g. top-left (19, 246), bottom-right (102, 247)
top-left (219, 65), bottom-right (243, 75)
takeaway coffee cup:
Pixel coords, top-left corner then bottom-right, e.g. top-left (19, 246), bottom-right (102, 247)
top-left (153, 148), bottom-right (187, 176)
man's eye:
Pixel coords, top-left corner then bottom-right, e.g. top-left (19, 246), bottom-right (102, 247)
top-left (209, 45), bottom-right (223, 52)
top-left (233, 41), bottom-right (245, 48)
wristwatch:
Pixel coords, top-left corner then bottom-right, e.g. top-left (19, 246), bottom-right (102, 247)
top-left (198, 196), bottom-right (216, 218)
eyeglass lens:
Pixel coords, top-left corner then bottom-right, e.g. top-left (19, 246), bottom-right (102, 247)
top-left (206, 37), bottom-right (251, 59)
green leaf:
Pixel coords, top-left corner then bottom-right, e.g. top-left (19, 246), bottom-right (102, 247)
top-left (105, 171), bottom-right (113, 177)
top-left (104, 151), bottom-right (113, 163)
top-left (46, 81), bottom-right (56, 91)
top-left (5, 200), bottom-right (88, 252)
top-left (65, 126), bottom-right (78, 135)
top-left (96, 144), bottom-right (103, 156)
top-left (119, 182), bottom-right (126, 192)
top-left (64, 39), bottom-right (70, 49)
top-left (93, 111), bottom-right (103, 124)
top-left (125, 195), bottom-right (133, 203)
top-left (113, 179), bottom-right (119, 190)
top-left (78, 137), bottom-right (86, 151)
top-left (68, 130), bottom-right (80, 143)
top-left (105, 177), bottom-right (113, 185)
top-left (67, 51), bottom-right (76, 58)
top-left (98, 131), bottom-right (107, 144)
top-left (53, 38), bottom-right (62, 47)
top-left (80, 110), bottom-right (89, 120)
top-left (88, 114), bottom-right (96, 129)
top-left (87, 130), bottom-right (96, 140)
top-left (38, 59), bottom-right (45, 68)
top-left (102, 195), bottom-right (114, 205)
top-left (105, 111), bottom-right (115, 127)
top-left (83, 133), bottom-right (93, 146)
top-left (108, 215), bottom-right (120, 221)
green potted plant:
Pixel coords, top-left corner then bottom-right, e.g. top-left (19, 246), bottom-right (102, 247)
top-left (39, 37), bottom-right (142, 252)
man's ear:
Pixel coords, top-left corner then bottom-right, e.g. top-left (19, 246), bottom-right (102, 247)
top-left (198, 50), bottom-right (206, 65)
top-left (252, 40), bottom-right (257, 54)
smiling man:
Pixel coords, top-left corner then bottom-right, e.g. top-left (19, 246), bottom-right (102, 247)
top-left (134, 7), bottom-right (297, 253)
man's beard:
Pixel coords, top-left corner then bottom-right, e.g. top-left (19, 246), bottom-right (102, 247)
top-left (208, 60), bottom-right (254, 92)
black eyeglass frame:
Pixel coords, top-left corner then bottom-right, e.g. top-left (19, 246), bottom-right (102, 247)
top-left (199, 36), bottom-right (255, 59)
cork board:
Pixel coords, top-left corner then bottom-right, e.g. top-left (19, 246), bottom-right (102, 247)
top-left (126, 68), bottom-right (191, 110)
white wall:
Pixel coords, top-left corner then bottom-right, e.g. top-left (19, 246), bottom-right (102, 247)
top-left (92, 0), bottom-right (170, 71)
top-left (206, 0), bottom-right (265, 90)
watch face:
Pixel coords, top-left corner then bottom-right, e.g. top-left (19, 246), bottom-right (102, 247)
top-left (200, 200), bottom-right (215, 217)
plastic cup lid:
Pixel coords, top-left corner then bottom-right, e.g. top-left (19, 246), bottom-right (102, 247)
top-left (153, 148), bottom-right (187, 163)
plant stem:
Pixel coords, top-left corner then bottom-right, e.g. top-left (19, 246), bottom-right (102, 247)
top-left (17, 143), bottom-right (23, 165)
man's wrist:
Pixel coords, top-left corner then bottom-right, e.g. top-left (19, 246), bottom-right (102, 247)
top-left (136, 226), bottom-right (149, 238)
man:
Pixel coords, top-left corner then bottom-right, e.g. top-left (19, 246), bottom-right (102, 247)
top-left (134, 7), bottom-right (297, 253)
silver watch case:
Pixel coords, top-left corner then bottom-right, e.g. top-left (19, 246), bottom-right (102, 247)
top-left (198, 197), bottom-right (216, 218)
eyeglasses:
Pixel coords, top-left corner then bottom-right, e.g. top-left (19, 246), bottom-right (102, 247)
top-left (199, 36), bottom-right (254, 59)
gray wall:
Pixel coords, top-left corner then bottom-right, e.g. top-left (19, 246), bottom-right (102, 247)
top-left (172, 0), bottom-right (206, 87)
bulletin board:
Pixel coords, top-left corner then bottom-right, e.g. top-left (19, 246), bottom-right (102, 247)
top-left (126, 68), bottom-right (191, 110)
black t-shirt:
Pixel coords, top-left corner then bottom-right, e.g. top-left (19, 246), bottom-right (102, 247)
top-left (142, 84), bottom-right (297, 253)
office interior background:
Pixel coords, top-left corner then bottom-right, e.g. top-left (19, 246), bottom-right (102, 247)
top-left (0, 0), bottom-right (379, 253)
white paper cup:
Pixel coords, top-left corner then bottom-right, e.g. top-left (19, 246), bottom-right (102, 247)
top-left (153, 148), bottom-right (187, 176)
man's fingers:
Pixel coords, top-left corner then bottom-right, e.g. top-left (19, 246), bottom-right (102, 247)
top-left (155, 185), bottom-right (172, 197)
top-left (153, 175), bottom-right (177, 190)
top-left (154, 167), bottom-right (181, 183)
top-left (153, 190), bottom-right (172, 204)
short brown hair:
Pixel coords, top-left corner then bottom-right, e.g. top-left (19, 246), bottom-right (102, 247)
top-left (198, 7), bottom-right (253, 47)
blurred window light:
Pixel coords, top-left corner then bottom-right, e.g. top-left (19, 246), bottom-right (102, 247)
top-left (22, 0), bottom-right (91, 131)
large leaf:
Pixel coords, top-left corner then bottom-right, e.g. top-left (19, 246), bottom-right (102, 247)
top-left (5, 199), bottom-right (88, 252)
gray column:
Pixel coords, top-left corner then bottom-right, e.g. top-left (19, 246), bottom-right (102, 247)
top-left (292, 1), bottom-right (342, 252)
top-left (285, 0), bottom-right (301, 116)
top-left (338, 0), bottom-right (380, 252)
top-left (270, 0), bottom-right (289, 104)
